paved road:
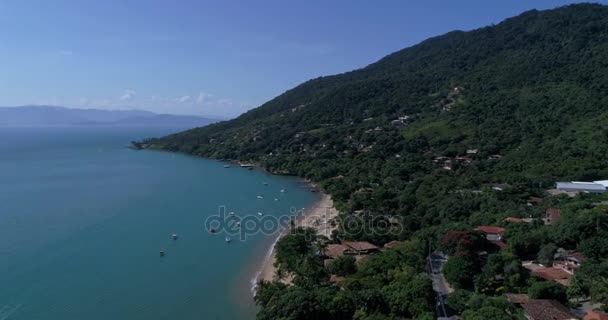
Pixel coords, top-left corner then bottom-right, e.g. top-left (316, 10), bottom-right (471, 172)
top-left (427, 252), bottom-right (458, 319)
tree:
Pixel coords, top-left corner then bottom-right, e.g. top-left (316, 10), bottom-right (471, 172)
top-left (528, 281), bottom-right (568, 304)
top-left (537, 243), bottom-right (558, 266)
top-left (327, 255), bottom-right (357, 276)
top-left (443, 255), bottom-right (477, 289)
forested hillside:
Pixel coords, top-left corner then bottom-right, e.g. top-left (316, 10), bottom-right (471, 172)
top-left (145, 4), bottom-right (608, 319)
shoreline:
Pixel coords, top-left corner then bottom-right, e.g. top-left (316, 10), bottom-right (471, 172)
top-left (253, 192), bottom-right (337, 289)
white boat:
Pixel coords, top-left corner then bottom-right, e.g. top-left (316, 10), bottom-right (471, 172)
top-left (257, 212), bottom-right (263, 216)
top-left (263, 182), bottom-right (268, 186)
top-left (257, 195), bottom-right (264, 199)
top-left (274, 198), bottom-right (279, 201)
top-left (171, 233), bottom-right (178, 240)
top-left (235, 221), bottom-right (241, 226)
top-left (280, 189), bottom-right (285, 193)
top-left (229, 211), bottom-right (235, 216)
top-left (225, 237), bottom-right (232, 243)
top-left (223, 165), bottom-right (231, 168)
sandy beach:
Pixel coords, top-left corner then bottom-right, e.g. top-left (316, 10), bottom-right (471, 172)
top-left (256, 192), bottom-right (338, 283)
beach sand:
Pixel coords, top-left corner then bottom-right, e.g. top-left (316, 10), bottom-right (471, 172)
top-left (256, 193), bottom-right (337, 283)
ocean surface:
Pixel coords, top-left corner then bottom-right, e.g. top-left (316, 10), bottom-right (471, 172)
top-left (0, 126), bottom-right (318, 320)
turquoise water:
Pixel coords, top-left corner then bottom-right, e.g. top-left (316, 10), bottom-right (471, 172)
top-left (0, 127), bottom-right (318, 320)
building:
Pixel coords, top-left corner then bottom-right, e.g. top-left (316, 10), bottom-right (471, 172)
top-left (324, 244), bottom-right (350, 259)
top-left (553, 251), bottom-right (585, 275)
top-left (520, 300), bottom-right (577, 320)
top-left (342, 241), bottom-right (379, 255)
top-left (528, 197), bottom-right (544, 205)
top-left (474, 226), bottom-right (507, 249)
top-left (531, 267), bottom-right (572, 286)
top-left (556, 181), bottom-right (607, 193)
top-left (504, 217), bottom-right (535, 223)
top-left (585, 311), bottom-right (608, 320)
top-left (545, 208), bottom-right (562, 225)
top-left (474, 226), bottom-right (506, 241)
top-left (383, 240), bottom-right (404, 249)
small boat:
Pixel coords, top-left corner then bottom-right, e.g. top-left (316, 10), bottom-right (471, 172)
top-left (223, 165), bottom-right (231, 168)
top-left (257, 195), bottom-right (264, 199)
top-left (229, 211), bottom-right (235, 216)
top-left (280, 189), bottom-right (285, 193)
top-left (208, 228), bottom-right (216, 233)
top-left (263, 182), bottom-right (268, 186)
top-left (160, 250), bottom-right (165, 256)
top-left (235, 221), bottom-right (241, 226)
top-left (257, 212), bottom-right (263, 216)
top-left (274, 198), bottom-right (279, 201)
top-left (172, 233), bottom-right (178, 240)
top-left (225, 237), bottom-right (232, 243)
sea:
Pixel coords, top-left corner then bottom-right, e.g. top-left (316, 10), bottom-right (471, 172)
top-left (0, 126), bottom-right (319, 320)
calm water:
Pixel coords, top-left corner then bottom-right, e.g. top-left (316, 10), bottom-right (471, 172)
top-left (0, 127), bottom-right (318, 320)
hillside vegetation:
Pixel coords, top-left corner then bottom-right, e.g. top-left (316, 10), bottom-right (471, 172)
top-left (146, 4), bottom-right (608, 319)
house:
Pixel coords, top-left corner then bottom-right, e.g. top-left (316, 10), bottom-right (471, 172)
top-left (474, 226), bottom-right (506, 241)
top-left (504, 217), bottom-right (535, 223)
top-left (383, 241), bottom-right (404, 249)
top-left (585, 311), bottom-right (608, 320)
top-left (324, 244), bottom-right (350, 259)
top-left (531, 267), bottom-right (572, 286)
top-left (475, 226), bottom-right (507, 249)
top-left (528, 197), bottom-right (544, 206)
top-left (545, 208), bottom-right (562, 225)
top-left (520, 300), bottom-right (577, 320)
top-left (553, 251), bottom-right (585, 275)
top-left (466, 149), bottom-right (479, 154)
top-left (342, 241), bottom-right (379, 255)
top-left (556, 181), bottom-right (607, 193)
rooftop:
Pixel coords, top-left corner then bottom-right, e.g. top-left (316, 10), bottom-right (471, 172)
top-left (342, 241), bottom-right (379, 252)
top-left (585, 311), bottom-right (608, 320)
top-left (532, 267), bottom-right (572, 282)
top-left (522, 300), bottom-right (577, 320)
top-left (474, 226), bottom-right (506, 235)
top-left (325, 244), bottom-right (349, 259)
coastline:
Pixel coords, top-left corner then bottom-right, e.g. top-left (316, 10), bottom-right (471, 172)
top-left (254, 192), bottom-right (338, 286)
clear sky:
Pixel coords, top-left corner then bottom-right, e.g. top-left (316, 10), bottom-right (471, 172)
top-left (0, 0), bottom-right (601, 118)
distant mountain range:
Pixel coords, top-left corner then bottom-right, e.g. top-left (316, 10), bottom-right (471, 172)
top-left (0, 105), bottom-right (219, 128)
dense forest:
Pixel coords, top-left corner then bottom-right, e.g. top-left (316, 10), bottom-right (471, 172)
top-left (141, 4), bottom-right (608, 319)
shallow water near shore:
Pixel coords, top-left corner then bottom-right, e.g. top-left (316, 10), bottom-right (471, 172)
top-left (0, 126), bottom-right (318, 320)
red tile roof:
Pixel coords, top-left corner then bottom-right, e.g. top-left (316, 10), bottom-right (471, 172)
top-left (546, 208), bottom-right (562, 224)
top-left (522, 300), bottom-right (576, 320)
top-left (584, 311), bottom-right (608, 320)
top-left (532, 267), bottom-right (572, 281)
top-left (474, 226), bottom-right (506, 235)
top-left (529, 197), bottom-right (544, 205)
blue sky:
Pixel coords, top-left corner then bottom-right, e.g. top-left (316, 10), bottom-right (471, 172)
top-left (0, 0), bottom-right (600, 118)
